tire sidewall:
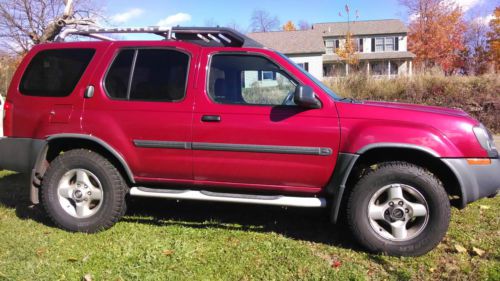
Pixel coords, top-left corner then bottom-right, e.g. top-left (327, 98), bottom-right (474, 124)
top-left (349, 164), bottom-right (450, 256)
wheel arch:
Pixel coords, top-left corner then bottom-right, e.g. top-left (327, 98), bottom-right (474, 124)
top-left (330, 143), bottom-right (463, 223)
top-left (30, 134), bottom-right (135, 204)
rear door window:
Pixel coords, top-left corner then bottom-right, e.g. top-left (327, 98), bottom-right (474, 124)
top-left (104, 49), bottom-right (190, 102)
top-left (20, 49), bottom-right (95, 97)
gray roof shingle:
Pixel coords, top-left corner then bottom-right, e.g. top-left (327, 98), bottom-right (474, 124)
top-left (313, 19), bottom-right (407, 36)
top-left (247, 29), bottom-right (325, 54)
top-left (247, 19), bottom-right (408, 55)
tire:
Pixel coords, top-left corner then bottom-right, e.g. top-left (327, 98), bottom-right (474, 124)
top-left (41, 149), bottom-right (127, 233)
top-left (347, 161), bottom-right (450, 256)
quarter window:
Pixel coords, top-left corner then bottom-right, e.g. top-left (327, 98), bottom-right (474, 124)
top-left (20, 49), bottom-right (95, 97)
top-left (105, 49), bottom-right (189, 102)
top-left (208, 54), bottom-right (297, 106)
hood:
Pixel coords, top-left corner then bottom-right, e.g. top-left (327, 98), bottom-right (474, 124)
top-left (360, 100), bottom-right (470, 118)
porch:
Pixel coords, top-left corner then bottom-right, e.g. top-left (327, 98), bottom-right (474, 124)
top-left (323, 59), bottom-right (413, 78)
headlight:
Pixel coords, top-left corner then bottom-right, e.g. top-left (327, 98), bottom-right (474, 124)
top-left (473, 124), bottom-right (498, 157)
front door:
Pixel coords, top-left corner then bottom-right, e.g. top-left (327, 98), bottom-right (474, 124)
top-left (192, 51), bottom-right (340, 194)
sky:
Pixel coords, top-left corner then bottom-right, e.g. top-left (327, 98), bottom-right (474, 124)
top-left (102, 0), bottom-right (498, 39)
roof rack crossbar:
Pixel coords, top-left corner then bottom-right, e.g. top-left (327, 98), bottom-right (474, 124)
top-left (55, 26), bottom-right (264, 48)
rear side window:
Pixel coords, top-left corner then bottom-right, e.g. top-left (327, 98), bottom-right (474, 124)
top-left (105, 49), bottom-right (189, 102)
top-left (20, 49), bottom-right (95, 97)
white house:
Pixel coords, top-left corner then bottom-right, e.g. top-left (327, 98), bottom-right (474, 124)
top-left (248, 19), bottom-right (415, 80)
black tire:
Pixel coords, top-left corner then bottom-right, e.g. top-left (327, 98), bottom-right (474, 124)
top-left (347, 161), bottom-right (450, 256)
top-left (41, 149), bottom-right (127, 233)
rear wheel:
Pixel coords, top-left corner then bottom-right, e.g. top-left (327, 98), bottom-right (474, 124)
top-left (347, 161), bottom-right (450, 256)
top-left (41, 149), bottom-right (127, 233)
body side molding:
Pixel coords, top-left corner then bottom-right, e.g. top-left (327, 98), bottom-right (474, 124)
top-left (133, 140), bottom-right (333, 156)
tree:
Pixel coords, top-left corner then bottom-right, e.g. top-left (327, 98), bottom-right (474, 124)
top-left (298, 20), bottom-right (311, 30)
top-left (401, 0), bottom-right (466, 74)
top-left (250, 9), bottom-right (279, 32)
top-left (282, 20), bottom-right (296, 31)
top-left (226, 20), bottom-right (245, 33)
top-left (335, 5), bottom-right (359, 72)
top-left (462, 15), bottom-right (491, 75)
top-left (0, 0), bottom-right (101, 55)
top-left (487, 7), bottom-right (500, 72)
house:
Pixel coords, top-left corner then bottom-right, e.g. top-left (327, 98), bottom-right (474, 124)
top-left (247, 19), bottom-right (415, 79)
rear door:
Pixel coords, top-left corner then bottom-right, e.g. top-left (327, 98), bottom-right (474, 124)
top-left (83, 42), bottom-right (199, 184)
top-left (192, 50), bottom-right (340, 193)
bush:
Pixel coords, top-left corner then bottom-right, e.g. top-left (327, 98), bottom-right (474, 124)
top-left (324, 74), bottom-right (500, 133)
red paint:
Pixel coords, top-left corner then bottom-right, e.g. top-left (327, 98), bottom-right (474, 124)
top-left (5, 40), bottom-right (490, 195)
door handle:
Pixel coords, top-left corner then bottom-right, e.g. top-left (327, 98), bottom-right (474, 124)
top-left (201, 115), bottom-right (221, 122)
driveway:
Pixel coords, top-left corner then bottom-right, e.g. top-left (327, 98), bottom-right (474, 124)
top-left (495, 135), bottom-right (500, 148)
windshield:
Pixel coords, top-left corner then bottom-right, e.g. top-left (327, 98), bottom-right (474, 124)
top-left (278, 53), bottom-right (341, 100)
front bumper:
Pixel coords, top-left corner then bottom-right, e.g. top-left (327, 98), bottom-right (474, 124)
top-left (443, 158), bottom-right (500, 207)
top-left (0, 137), bottom-right (46, 173)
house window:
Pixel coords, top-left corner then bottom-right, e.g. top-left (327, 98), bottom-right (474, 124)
top-left (325, 40), bottom-right (334, 54)
top-left (374, 37), bottom-right (397, 52)
top-left (358, 38), bottom-right (363, 52)
top-left (375, 38), bottom-right (384, 52)
top-left (261, 71), bottom-right (274, 80)
top-left (385, 37), bottom-right (394, 51)
top-left (297, 62), bottom-right (309, 72)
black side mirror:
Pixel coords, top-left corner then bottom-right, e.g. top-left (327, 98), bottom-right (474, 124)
top-left (294, 85), bottom-right (321, 109)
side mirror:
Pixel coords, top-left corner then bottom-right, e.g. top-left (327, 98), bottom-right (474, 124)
top-left (294, 85), bottom-right (321, 109)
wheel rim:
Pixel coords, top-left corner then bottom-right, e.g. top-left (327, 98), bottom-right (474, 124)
top-left (57, 169), bottom-right (104, 219)
top-left (367, 184), bottom-right (429, 241)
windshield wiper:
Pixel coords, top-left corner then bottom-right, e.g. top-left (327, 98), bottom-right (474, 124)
top-left (339, 97), bottom-right (361, 103)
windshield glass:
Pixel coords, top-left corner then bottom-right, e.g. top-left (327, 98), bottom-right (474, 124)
top-left (278, 53), bottom-right (341, 100)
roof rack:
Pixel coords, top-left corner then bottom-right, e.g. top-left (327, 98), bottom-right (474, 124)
top-left (55, 26), bottom-right (263, 48)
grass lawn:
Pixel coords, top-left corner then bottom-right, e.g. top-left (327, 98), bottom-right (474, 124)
top-left (0, 170), bottom-right (498, 280)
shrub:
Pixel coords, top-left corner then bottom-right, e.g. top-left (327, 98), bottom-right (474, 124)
top-left (324, 74), bottom-right (500, 133)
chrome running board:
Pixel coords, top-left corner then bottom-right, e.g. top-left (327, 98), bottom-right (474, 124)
top-left (129, 187), bottom-right (326, 208)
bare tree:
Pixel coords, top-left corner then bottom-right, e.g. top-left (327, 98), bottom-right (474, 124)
top-left (298, 20), bottom-right (311, 30)
top-left (225, 20), bottom-right (245, 33)
top-left (250, 9), bottom-right (279, 32)
top-left (462, 15), bottom-right (492, 74)
top-left (0, 0), bottom-right (102, 54)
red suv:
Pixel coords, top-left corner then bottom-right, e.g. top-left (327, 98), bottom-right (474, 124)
top-left (0, 27), bottom-right (498, 256)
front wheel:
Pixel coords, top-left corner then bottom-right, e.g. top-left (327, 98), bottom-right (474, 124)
top-left (347, 161), bottom-right (450, 256)
top-left (41, 149), bottom-right (128, 233)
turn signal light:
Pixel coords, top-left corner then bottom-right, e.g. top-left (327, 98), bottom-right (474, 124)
top-left (466, 158), bottom-right (491, 165)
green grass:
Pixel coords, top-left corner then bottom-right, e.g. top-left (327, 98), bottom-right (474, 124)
top-left (0, 170), bottom-right (498, 280)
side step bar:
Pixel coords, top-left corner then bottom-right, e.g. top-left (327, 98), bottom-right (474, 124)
top-left (129, 187), bottom-right (327, 208)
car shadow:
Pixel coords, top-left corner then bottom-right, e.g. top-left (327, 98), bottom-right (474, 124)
top-left (0, 172), bottom-right (360, 250)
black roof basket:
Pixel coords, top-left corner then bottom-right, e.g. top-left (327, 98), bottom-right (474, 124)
top-left (55, 26), bottom-right (263, 48)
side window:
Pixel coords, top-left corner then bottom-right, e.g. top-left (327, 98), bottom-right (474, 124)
top-left (105, 49), bottom-right (189, 102)
top-left (105, 50), bottom-right (134, 99)
top-left (208, 54), bottom-right (297, 106)
top-left (20, 49), bottom-right (95, 97)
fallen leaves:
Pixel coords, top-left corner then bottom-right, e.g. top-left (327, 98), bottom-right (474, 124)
top-left (471, 247), bottom-right (486, 257)
top-left (162, 249), bottom-right (175, 256)
top-left (454, 244), bottom-right (467, 254)
top-left (331, 260), bottom-right (342, 269)
top-left (35, 248), bottom-right (47, 257)
top-left (453, 243), bottom-right (487, 257)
